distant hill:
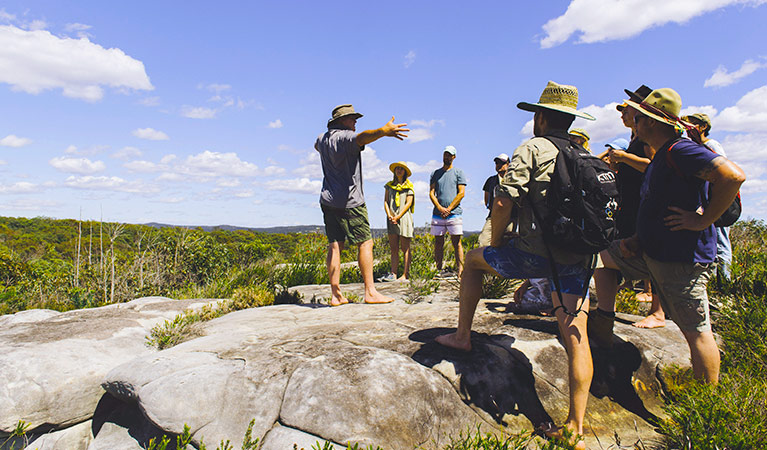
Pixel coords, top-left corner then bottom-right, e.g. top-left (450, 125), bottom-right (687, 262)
top-left (143, 222), bottom-right (478, 236)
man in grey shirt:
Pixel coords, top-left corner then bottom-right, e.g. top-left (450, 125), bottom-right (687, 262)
top-left (315, 104), bottom-right (409, 306)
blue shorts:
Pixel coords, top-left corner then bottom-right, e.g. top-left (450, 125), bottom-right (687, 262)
top-left (483, 240), bottom-right (589, 295)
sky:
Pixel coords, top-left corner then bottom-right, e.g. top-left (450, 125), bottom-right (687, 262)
top-left (1, 0), bottom-right (767, 231)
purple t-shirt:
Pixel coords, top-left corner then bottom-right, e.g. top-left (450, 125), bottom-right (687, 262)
top-left (637, 138), bottom-right (718, 263)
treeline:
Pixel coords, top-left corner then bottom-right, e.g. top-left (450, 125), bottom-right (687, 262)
top-left (0, 216), bottom-right (360, 314)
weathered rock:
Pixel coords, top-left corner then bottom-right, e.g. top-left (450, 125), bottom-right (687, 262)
top-left (0, 297), bottom-right (221, 434)
top-left (22, 420), bottom-right (93, 450)
top-left (260, 424), bottom-right (342, 450)
top-left (100, 293), bottom-right (688, 449)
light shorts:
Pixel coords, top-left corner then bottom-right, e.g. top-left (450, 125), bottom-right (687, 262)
top-left (430, 215), bottom-right (463, 236)
top-left (603, 240), bottom-right (714, 332)
top-left (483, 239), bottom-right (589, 295)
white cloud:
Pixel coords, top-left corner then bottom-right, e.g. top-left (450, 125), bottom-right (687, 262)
top-left (153, 196), bottom-right (185, 204)
top-left (62, 144), bottom-right (109, 156)
top-left (264, 177), bottom-right (322, 194)
top-left (705, 59), bottom-right (767, 88)
top-left (112, 146), bottom-right (143, 160)
top-left (179, 150), bottom-right (262, 178)
top-left (0, 24), bottom-right (153, 101)
top-left (407, 118), bottom-right (444, 144)
top-left (64, 175), bottom-right (158, 193)
top-left (65, 145), bottom-right (78, 154)
top-left (181, 105), bottom-right (217, 119)
top-left (160, 154), bottom-right (177, 164)
top-left (518, 102), bottom-right (629, 145)
top-left (540, 0), bottom-right (767, 48)
top-left (292, 151), bottom-right (322, 178)
top-left (0, 10), bottom-right (16, 23)
top-left (123, 160), bottom-right (160, 173)
top-left (0, 181), bottom-right (43, 194)
top-left (139, 96), bottom-right (160, 107)
top-left (404, 50), bottom-right (416, 68)
top-left (204, 83), bottom-right (231, 93)
top-left (217, 179), bottom-right (241, 187)
top-left (133, 127), bottom-right (169, 141)
top-left (680, 105), bottom-right (719, 119)
top-left (0, 134), bottom-right (32, 147)
top-left (64, 22), bottom-right (92, 39)
top-left (235, 190), bottom-right (254, 198)
top-left (49, 156), bottom-right (106, 174)
top-left (720, 133), bottom-right (767, 176)
top-left (268, 119), bottom-right (283, 129)
top-left (714, 85), bottom-right (767, 133)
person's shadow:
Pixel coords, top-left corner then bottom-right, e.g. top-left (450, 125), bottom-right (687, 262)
top-left (409, 328), bottom-right (552, 428)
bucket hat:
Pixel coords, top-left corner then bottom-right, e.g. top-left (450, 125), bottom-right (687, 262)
top-left (517, 81), bottom-right (595, 121)
top-left (328, 104), bottom-right (363, 125)
top-left (389, 161), bottom-right (412, 177)
top-left (682, 113), bottom-right (712, 132)
top-left (624, 88), bottom-right (682, 127)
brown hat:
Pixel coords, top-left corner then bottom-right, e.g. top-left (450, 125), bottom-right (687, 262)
top-left (617, 85), bottom-right (653, 111)
top-left (625, 88), bottom-right (683, 127)
top-left (517, 81), bottom-right (595, 120)
top-left (328, 104), bottom-right (363, 125)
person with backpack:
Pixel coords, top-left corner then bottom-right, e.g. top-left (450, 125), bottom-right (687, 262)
top-left (591, 88), bottom-right (745, 385)
top-left (436, 81), bottom-right (599, 449)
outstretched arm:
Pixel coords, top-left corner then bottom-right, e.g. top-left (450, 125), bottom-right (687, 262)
top-left (356, 116), bottom-right (409, 147)
top-left (664, 156), bottom-right (746, 231)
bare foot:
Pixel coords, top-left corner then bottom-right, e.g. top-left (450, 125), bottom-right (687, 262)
top-left (329, 296), bottom-right (349, 307)
top-left (635, 292), bottom-right (653, 303)
top-left (397, 276), bottom-right (408, 281)
top-left (364, 290), bottom-right (394, 304)
top-left (435, 332), bottom-right (472, 352)
top-left (541, 424), bottom-right (585, 450)
top-left (633, 313), bottom-right (665, 329)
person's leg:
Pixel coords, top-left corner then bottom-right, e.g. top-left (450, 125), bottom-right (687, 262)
top-left (388, 233), bottom-right (399, 277)
top-left (358, 239), bottom-right (394, 304)
top-left (434, 235), bottom-right (445, 271)
top-left (681, 329), bottom-right (720, 384)
top-left (478, 218), bottom-right (492, 247)
top-left (635, 279), bottom-right (653, 302)
top-left (326, 241), bottom-right (348, 306)
top-left (546, 291), bottom-right (590, 449)
top-left (633, 292), bottom-right (666, 328)
top-left (451, 234), bottom-right (464, 277)
top-left (593, 253), bottom-right (620, 313)
top-left (435, 248), bottom-right (500, 351)
top-left (399, 237), bottom-right (411, 280)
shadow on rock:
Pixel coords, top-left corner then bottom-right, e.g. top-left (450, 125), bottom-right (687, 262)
top-left (409, 328), bottom-right (552, 428)
top-left (90, 393), bottom-right (170, 448)
top-left (589, 339), bottom-right (659, 425)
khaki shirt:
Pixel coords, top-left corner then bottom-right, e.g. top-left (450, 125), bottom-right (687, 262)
top-left (497, 132), bottom-right (587, 265)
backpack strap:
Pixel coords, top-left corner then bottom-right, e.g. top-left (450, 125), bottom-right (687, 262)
top-left (664, 139), bottom-right (685, 179)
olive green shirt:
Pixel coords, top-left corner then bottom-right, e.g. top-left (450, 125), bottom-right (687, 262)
top-left (497, 131), bottom-right (588, 265)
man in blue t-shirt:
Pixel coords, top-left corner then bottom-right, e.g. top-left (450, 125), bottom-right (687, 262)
top-left (315, 104), bottom-right (409, 306)
top-left (591, 88), bottom-right (745, 384)
top-left (429, 146), bottom-right (466, 277)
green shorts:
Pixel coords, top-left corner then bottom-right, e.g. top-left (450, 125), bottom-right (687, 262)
top-left (321, 203), bottom-right (372, 245)
top-left (604, 241), bottom-right (714, 332)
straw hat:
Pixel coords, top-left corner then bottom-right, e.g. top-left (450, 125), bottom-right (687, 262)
top-left (682, 113), bottom-right (712, 132)
top-left (569, 128), bottom-right (590, 141)
top-left (517, 81), bottom-right (595, 121)
top-left (389, 161), bottom-right (412, 177)
top-left (328, 104), bottom-right (363, 125)
top-left (625, 88), bottom-right (682, 127)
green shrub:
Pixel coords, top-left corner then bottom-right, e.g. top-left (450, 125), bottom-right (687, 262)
top-left (480, 275), bottom-right (519, 299)
top-left (614, 288), bottom-right (641, 315)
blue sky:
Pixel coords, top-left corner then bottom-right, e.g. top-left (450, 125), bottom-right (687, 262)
top-left (1, 1), bottom-right (766, 231)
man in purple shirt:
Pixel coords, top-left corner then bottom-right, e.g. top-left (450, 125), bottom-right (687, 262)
top-left (591, 88), bottom-right (745, 384)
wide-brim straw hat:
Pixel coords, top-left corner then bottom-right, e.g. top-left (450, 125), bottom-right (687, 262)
top-left (389, 161), bottom-right (412, 177)
top-left (517, 81), bottom-right (595, 121)
top-left (624, 88), bottom-right (682, 127)
top-left (328, 104), bottom-right (363, 125)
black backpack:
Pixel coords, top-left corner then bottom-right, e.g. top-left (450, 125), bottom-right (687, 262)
top-left (536, 135), bottom-right (620, 255)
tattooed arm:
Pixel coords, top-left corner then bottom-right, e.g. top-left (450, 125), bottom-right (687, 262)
top-left (664, 156), bottom-right (746, 231)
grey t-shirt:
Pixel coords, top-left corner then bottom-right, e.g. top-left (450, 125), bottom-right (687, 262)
top-left (315, 128), bottom-right (365, 208)
top-left (430, 167), bottom-right (467, 216)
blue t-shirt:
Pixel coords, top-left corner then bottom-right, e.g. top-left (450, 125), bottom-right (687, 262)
top-left (430, 166), bottom-right (467, 216)
top-left (637, 138), bottom-right (718, 263)
top-left (315, 129), bottom-right (365, 208)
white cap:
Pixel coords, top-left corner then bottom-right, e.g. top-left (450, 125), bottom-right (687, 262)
top-left (494, 153), bottom-right (509, 163)
top-left (443, 145), bottom-right (457, 155)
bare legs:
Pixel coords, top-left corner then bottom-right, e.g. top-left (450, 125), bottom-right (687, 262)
top-left (326, 241), bottom-right (348, 307)
top-left (682, 329), bottom-right (720, 384)
top-left (388, 234), bottom-right (412, 280)
top-left (433, 234), bottom-right (464, 277)
top-left (434, 248), bottom-right (498, 351)
top-left (633, 293), bottom-right (666, 328)
top-left (326, 239), bottom-right (393, 306)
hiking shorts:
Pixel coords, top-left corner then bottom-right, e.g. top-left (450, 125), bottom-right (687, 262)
top-left (431, 215), bottom-right (463, 236)
top-left (604, 240), bottom-right (714, 332)
top-left (321, 204), bottom-right (372, 245)
top-left (483, 239), bottom-right (589, 295)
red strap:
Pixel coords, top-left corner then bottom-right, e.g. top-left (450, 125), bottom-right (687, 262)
top-left (665, 139), bottom-right (685, 179)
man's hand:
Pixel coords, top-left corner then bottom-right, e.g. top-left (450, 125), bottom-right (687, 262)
top-left (664, 206), bottom-right (708, 231)
top-left (619, 236), bottom-right (641, 258)
top-left (440, 206), bottom-right (451, 218)
top-left (608, 148), bottom-right (627, 164)
top-left (513, 279), bottom-right (531, 304)
top-left (382, 116), bottom-right (409, 140)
